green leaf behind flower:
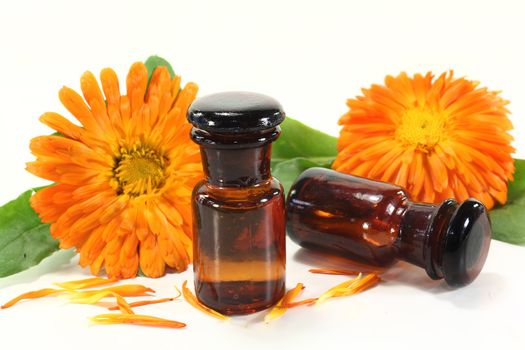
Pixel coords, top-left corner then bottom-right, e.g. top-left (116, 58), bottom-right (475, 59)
top-left (272, 117), bottom-right (338, 161)
top-left (506, 159), bottom-right (525, 203)
top-left (490, 159), bottom-right (525, 245)
top-left (145, 55), bottom-right (176, 81)
top-left (271, 117), bottom-right (338, 194)
top-left (0, 189), bottom-right (59, 277)
top-left (273, 158), bottom-right (325, 195)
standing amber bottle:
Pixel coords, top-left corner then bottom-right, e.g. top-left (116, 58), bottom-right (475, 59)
top-left (188, 92), bottom-right (286, 315)
top-left (286, 167), bottom-right (492, 287)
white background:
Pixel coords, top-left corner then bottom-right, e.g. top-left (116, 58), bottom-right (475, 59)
top-left (0, 0), bottom-right (524, 349)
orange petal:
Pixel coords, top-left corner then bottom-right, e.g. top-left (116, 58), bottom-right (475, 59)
top-left (264, 283), bottom-right (305, 323)
top-left (116, 233), bottom-right (140, 279)
top-left (181, 281), bottom-right (229, 320)
top-left (126, 62), bottom-right (148, 118)
top-left (90, 313), bottom-right (186, 329)
top-left (58, 86), bottom-right (101, 133)
top-left (30, 135), bottom-right (110, 170)
top-left (67, 284), bottom-right (155, 300)
top-left (94, 284), bottom-right (155, 296)
top-left (54, 277), bottom-right (118, 290)
top-left (317, 274), bottom-right (380, 304)
top-left (1, 288), bottom-right (64, 309)
top-left (80, 71), bottom-right (115, 139)
top-left (100, 68), bottom-right (121, 107)
top-left (66, 290), bottom-right (134, 314)
top-left (26, 160), bottom-right (101, 185)
top-left (39, 112), bottom-right (84, 141)
top-left (309, 268), bottom-right (362, 276)
top-left (349, 274), bottom-right (382, 294)
top-left (108, 297), bottom-right (178, 311)
top-left (316, 274), bottom-right (361, 303)
top-left (139, 233), bottom-right (166, 278)
top-left (285, 298), bottom-right (318, 308)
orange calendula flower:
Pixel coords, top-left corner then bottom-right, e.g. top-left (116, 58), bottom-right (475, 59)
top-left (333, 72), bottom-right (514, 209)
top-left (27, 62), bottom-right (202, 278)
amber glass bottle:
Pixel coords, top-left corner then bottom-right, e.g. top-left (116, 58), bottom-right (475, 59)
top-left (286, 167), bottom-right (492, 287)
top-left (188, 92), bottom-right (286, 315)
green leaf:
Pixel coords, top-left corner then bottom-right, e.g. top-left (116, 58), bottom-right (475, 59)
top-left (507, 158), bottom-right (525, 202)
top-left (273, 158), bottom-right (325, 195)
top-left (491, 159), bottom-right (525, 245)
top-left (144, 55), bottom-right (176, 81)
top-left (272, 117), bottom-right (338, 162)
top-left (0, 189), bottom-right (59, 277)
top-left (271, 117), bottom-right (338, 194)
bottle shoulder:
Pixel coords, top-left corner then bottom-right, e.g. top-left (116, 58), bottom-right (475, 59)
top-left (299, 167), bottom-right (406, 190)
top-left (193, 177), bottom-right (284, 211)
top-left (290, 167), bottom-right (409, 207)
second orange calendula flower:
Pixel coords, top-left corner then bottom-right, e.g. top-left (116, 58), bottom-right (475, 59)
top-left (333, 71), bottom-right (514, 209)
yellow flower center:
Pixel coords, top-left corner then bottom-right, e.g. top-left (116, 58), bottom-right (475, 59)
top-left (395, 107), bottom-right (449, 152)
top-left (114, 146), bottom-right (167, 196)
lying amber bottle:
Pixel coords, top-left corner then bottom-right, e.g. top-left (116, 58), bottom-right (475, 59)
top-left (286, 167), bottom-right (492, 287)
top-left (188, 92), bottom-right (286, 315)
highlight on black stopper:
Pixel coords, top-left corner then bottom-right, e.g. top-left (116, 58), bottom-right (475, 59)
top-left (187, 91), bottom-right (285, 133)
top-left (441, 198), bottom-right (492, 287)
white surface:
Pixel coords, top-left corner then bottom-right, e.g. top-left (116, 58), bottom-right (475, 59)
top-left (0, 239), bottom-right (524, 349)
top-left (0, 0), bottom-right (524, 349)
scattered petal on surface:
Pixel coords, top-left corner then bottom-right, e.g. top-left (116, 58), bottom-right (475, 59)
top-left (1, 288), bottom-right (65, 309)
top-left (285, 298), bottom-right (318, 308)
top-left (181, 281), bottom-right (229, 320)
top-left (309, 268), bottom-right (362, 276)
top-left (90, 313), bottom-right (186, 329)
top-left (54, 277), bottom-right (118, 290)
top-left (317, 273), bottom-right (380, 304)
top-left (66, 284), bottom-right (154, 301)
top-left (67, 290), bottom-right (134, 314)
top-left (264, 283), bottom-right (305, 323)
top-left (107, 297), bottom-right (177, 311)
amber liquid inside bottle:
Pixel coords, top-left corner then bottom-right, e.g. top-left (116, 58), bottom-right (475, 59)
top-left (192, 129), bottom-right (286, 315)
top-left (287, 167), bottom-right (409, 266)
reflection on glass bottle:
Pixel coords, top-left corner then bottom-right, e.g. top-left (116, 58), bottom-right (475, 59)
top-left (188, 92), bottom-right (286, 315)
top-left (286, 167), bottom-right (492, 287)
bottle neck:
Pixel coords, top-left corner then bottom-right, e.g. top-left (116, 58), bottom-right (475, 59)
top-left (192, 128), bottom-right (279, 188)
top-left (394, 200), bottom-right (459, 279)
top-left (200, 145), bottom-right (272, 187)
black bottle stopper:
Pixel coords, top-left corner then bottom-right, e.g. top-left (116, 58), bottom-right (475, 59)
top-left (438, 198), bottom-right (492, 287)
top-left (187, 91), bottom-right (285, 133)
